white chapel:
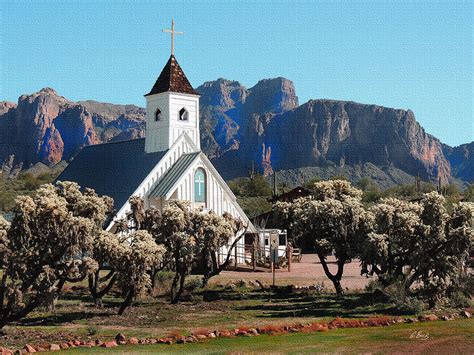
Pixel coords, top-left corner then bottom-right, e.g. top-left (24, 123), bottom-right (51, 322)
top-left (57, 20), bottom-right (255, 236)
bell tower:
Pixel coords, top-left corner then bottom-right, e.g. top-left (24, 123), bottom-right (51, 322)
top-left (144, 20), bottom-right (200, 153)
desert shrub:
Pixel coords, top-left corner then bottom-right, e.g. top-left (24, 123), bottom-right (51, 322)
top-left (361, 193), bottom-right (473, 308)
top-left (184, 277), bottom-right (202, 292)
top-left (0, 182), bottom-right (113, 329)
top-left (393, 297), bottom-right (426, 314)
top-left (448, 291), bottom-right (472, 308)
top-left (154, 271), bottom-right (175, 293)
top-left (87, 326), bottom-right (98, 336)
top-left (274, 180), bottom-right (370, 294)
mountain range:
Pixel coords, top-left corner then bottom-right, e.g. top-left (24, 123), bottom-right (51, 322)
top-left (0, 79), bottom-right (472, 187)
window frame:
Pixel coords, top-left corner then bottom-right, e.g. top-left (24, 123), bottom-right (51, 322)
top-left (179, 107), bottom-right (189, 121)
top-left (194, 168), bottom-right (206, 204)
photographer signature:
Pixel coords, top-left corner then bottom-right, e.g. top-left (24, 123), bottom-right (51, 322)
top-left (410, 331), bottom-right (429, 340)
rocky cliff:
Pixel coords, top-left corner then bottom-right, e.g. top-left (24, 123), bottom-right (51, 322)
top-left (443, 142), bottom-right (474, 183)
top-left (0, 89), bottom-right (144, 168)
top-left (1, 81), bottom-right (469, 186)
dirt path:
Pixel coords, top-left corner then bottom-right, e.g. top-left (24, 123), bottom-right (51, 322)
top-left (211, 254), bottom-right (373, 291)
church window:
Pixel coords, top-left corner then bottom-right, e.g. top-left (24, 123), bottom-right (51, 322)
top-left (155, 108), bottom-right (161, 121)
top-left (194, 168), bottom-right (206, 203)
top-left (179, 107), bottom-right (189, 121)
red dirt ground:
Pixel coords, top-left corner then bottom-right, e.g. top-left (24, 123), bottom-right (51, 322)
top-left (211, 254), bottom-right (373, 290)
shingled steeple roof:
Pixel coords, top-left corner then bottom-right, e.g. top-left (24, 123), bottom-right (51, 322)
top-left (145, 55), bottom-right (198, 96)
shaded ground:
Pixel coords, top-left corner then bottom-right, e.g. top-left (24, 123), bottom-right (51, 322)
top-left (1, 287), bottom-right (405, 349)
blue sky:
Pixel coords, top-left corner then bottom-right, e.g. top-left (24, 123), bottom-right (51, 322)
top-left (1, 0), bottom-right (472, 146)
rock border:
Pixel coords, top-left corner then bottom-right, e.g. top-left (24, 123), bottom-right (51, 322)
top-left (1, 310), bottom-right (471, 354)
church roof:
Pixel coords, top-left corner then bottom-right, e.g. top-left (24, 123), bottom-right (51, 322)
top-left (145, 55), bottom-right (198, 96)
top-left (149, 151), bottom-right (200, 198)
top-left (56, 139), bottom-right (167, 211)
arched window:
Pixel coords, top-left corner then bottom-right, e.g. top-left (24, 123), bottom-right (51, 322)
top-left (194, 168), bottom-right (206, 203)
top-left (179, 107), bottom-right (189, 121)
top-left (155, 108), bottom-right (161, 121)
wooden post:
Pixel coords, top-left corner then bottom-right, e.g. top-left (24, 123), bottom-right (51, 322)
top-left (287, 244), bottom-right (292, 272)
top-left (251, 242), bottom-right (256, 272)
top-left (234, 243), bottom-right (238, 270)
top-left (271, 259), bottom-right (275, 287)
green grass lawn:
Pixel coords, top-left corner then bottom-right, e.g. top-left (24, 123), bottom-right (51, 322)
top-left (59, 319), bottom-right (474, 354)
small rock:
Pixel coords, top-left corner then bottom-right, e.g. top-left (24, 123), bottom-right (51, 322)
top-left (100, 341), bottom-right (118, 348)
top-left (129, 337), bottom-right (139, 345)
top-left (207, 332), bottom-right (216, 338)
top-left (149, 339), bottom-right (157, 344)
top-left (289, 327), bottom-right (299, 333)
top-left (48, 344), bottom-right (61, 352)
top-left (23, 345), bottom-right (36, 353)
top-left (59, 343), bottom-right (69, 349)
top-left (94, 340), bottom-right (103, 346)
top-left (406, 318), bottom-right (418, 323)
top-left (219, 331), bottom-right (232, 337)
top-left (115, 333), bottom-right (126, 343)
top-left (1, 348), bottom-right (14, 355)
top-left (248, 328), bottom-right (259, 336)
top-left (419, 314), bottom-right (438, 322)
top-left (225, 282), bottom-right (237, 290)
top-left (67, 340), bottom-right (76, 347)
top-left (441, 315), bottom-right (452, 321)
top-left (73, 340), bottom-right (81, 346)
top-left (196, 334), bottom-right (207, 339)
top-left (237, 280), bottom-right (247, 287)
top-left (237, 330), bottom-right (248, 336)
top-left (460, 310), bottom-right (471, 318)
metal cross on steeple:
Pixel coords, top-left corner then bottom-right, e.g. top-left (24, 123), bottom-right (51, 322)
top-left (162, 19), bottom-right (183, 56)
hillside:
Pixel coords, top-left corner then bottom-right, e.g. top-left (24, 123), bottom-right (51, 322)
top-left (1, 81), bottom-right (472, 187)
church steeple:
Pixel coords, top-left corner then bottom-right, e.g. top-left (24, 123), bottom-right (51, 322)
top-left (145, 55), bottom-right (197, 96)
top-left (144, 20), bottom-right (200, 154)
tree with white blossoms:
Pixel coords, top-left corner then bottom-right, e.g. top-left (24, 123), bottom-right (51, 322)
top-left (0, 182), bottom-right (113, 329)
top-left (154, 200), bottom-right (197, 304)
top-left (193, 211), bottom-right (246, 287)
top-left (359, 197), bottom-right (421, 282)
top-left (89, 196), bottom-right (165, 313)
top-left (274, 180), bottom-right (369, 295)
top-left (361, 192), bottom-right (473, 307)
top-left (93, 230), bottom-right (165, 314)
top-left (120, 197), bottom-right (247, 300)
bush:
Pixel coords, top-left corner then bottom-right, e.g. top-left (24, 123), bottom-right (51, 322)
top-left (87, 326), bottom-right (98, 336)
top-left (184, 277), bottom-right (203, 292)
top-left (381, 282), bottom-right (426, 314)
top-left (393, 297), bottom-right (426, 315)
top-left (154, 271), bottom-right (175, 295)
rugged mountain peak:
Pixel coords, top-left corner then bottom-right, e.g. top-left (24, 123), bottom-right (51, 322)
top-left (443, 142), bottom-right (474, 182)
top-left (262, 99), bottom-right (451, 183)
top-left (0, 101), bottom-right (17, 115)
top-left (247, 77), bottom-right (298, 114)
top-left (196, 78), bottom-right (248, 110)
top-left (39, 87), bottom-right (58, 95)
top-left (1, 84), bottom-right (471, 185)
